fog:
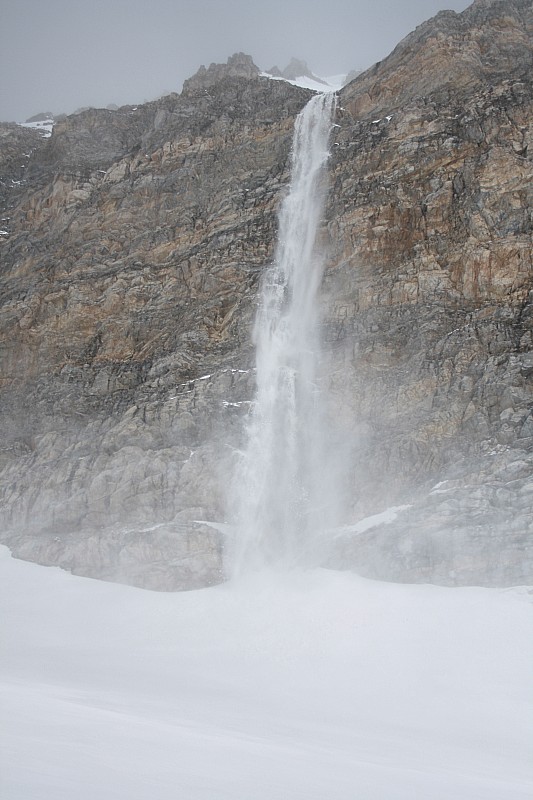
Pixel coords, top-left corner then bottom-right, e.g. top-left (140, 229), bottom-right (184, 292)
top-left (1, 0), bottom-right (471, 122)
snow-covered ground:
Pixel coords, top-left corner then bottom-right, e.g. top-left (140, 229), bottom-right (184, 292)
top-left (261, 72), bottom-right (347, 92)
top-left (1, 544), bottom-right (532, 799)
top-left (18, 118), bottom-right (55, 137)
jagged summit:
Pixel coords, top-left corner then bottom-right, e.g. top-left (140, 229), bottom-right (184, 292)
top-left (263, 58), bottom-right (347, 92)
top-left (266, 58), bottom-right (329, 86)
top-left (25, 111), bottom-right (55, 123)
top-left (182, 53), bottom-right (342, 96)
top-left (182, 52), bottom-right (260, 93)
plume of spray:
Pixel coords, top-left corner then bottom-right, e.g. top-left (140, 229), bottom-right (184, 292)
top-left (229, 92), bottom-right (338, 576)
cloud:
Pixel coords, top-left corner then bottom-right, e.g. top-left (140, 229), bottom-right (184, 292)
top-left (0, 0), bottom-right (471, 121)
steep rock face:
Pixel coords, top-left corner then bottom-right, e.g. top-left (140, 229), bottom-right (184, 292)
top-left (0, 123), bottom-right (48, 217)
top-left (342, 0), bottom-right (533, 120)
top-left (1, 1), bottom-right (532, 589)
top-left (0, 69), bottom-right (312, 588)
top-left (324, 72), bottom-right (533, 585)
top-left (319, 0), bottom-right (532, 585)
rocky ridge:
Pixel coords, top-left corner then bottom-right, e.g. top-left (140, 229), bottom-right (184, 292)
top-left (0, 0), bottom-right (532, 589)
top-left (266, 58), bottom-right (329, 86)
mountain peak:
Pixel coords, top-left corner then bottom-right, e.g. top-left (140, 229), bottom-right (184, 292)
top-left (267, 58), bottom-right (329, 86)
top-left (182, 53), bottom-right (260, 94)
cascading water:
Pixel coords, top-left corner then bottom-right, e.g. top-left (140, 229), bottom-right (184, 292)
top-left (230, 92), bottom-right (337, 575)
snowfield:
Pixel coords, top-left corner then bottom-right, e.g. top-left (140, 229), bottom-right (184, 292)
top-left (261, 72), bottom-right (347, 92)
top-left (1, 544), bottom-right (532, 799)
top-left (18, 119), bottom-right (55, 137)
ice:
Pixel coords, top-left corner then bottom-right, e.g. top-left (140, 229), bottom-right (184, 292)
top-left (430, 480), bottom-right (453, 496)
top-left (333, 504), bottom-right (412, 537)
top-left (1, 545), bottom-right (532, 799)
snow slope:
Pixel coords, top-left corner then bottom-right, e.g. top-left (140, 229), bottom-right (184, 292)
top-left (261, 72), bottom-right (347, 92)
top-left (18, 118), bottom-right (55, 137)
top-left (1, 545), bottom-right (532, 799)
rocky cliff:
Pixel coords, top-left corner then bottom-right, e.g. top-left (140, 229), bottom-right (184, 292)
top-left (0, 4), bottom-right (532, 589)
top-left (323, 0), bottom-right (533, 585)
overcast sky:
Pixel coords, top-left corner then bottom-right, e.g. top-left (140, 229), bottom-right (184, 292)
top-left (1, 0), bottom-right (472, 122)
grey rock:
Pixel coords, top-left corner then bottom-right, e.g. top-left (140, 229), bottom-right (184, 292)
top-left (0, 6), bottom-right (532, 589)
top-left (182, 53), bottom-right (260, 94)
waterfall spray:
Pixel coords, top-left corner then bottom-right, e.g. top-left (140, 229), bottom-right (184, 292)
top-left (230, 92), bottom-right (337, 575)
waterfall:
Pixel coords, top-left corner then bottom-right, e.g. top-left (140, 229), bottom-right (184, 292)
top-left (230, 92), bottom-right (337, 575)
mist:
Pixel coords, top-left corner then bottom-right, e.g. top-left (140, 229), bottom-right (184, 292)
top-left (1, 0), bottom-right (471, 121)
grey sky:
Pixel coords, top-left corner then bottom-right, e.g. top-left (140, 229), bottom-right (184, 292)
top-left (1, 0), bottom-right (471, 122)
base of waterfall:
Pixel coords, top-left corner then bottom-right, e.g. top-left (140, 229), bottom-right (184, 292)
top-left (1, 546), bottom-right (532, 800)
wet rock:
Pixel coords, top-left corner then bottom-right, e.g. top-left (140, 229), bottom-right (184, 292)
top-left (0, 3), bottom-right (532, 589)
